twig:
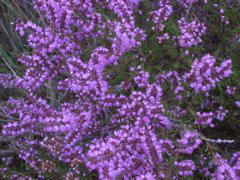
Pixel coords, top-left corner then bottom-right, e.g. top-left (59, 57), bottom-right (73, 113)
top-left (0, 149), bottom-right (14, 156)
top-left (2, 57), bottom-right (18, 78)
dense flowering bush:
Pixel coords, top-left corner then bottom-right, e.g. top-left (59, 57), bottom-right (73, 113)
top-left (0, 0), bottom-right (240, 179)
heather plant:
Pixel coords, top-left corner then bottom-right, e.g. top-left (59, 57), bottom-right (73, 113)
top-left (0, 0), bottom-right (240, 179)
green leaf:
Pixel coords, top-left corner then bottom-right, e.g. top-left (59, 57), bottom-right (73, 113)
top-left (0, 43), bottom-right (18, 68)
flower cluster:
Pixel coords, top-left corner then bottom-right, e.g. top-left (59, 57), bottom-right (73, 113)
top-left (133, 70), bottom-right (150, 88)
top-left (156, 71), bottom-right (184, 100)
top-left (87, 123), bottom-right (165, 179)
top-left (176, 130), bottom-right (202, 154)
top-left (111, 19), bottom-right (146, 56)
top-left (195, 106), bottom-right (228, 127)
top-left (183, 54), bottom-right (232, 95)
top-left (175, 160), bottom-right (196, 176)
top-left (215, 106), bottom-right (228, 121)
top-left (212, 153), bottom-right (237, 179)
top-left (150, 0), bottom-right (173, 32)
top-left (226, 86), bottom-right (237, 95)
top-left (229, 151), bottom-right (240, 178)
top-left (157, 33), bottom-right (169, 44)
top-left (177, 18), bottom-right (206, 48)
top-left (195, 111), bottom-right (214, 127)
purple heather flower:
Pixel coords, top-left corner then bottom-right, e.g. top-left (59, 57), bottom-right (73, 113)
top-left (177, 129), bottom-right (202, 154)
top-left (175, 160), bottom-right (196, 176)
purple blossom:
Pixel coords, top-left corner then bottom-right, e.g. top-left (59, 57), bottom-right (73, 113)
top-left (183, 54), bottom-right (232, 95)
top-left (150, 0), bottom-right (173, 32)
top-left (212, 153), bottom-right (237, 180)
top-left (175, 160), bottom-right (196, 176)
top-left (176, 129), bottom-right (202, 154)
top-left (195, 111), bottom-right (214, 127)
top-left (236, 101), bottom-right (240, 108)
top-left (86, 123), bottom-right (165, 179)
top-left (177, 17), bottom-right (206, 48)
